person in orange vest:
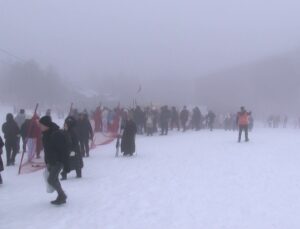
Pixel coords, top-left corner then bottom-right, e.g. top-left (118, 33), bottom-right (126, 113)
top-left (236, 106), bottom-right (251, 142)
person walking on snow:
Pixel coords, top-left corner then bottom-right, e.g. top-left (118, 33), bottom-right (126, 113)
top-left (77, 113), bottom-right (93, 157)
top-left (2, 113), bottom-right (19, 166)
top-left (207, 110), bottom-right (216, 131)
top-left (180, 106), bottom-right (189, 132)
top-left (236, 106), bottom-right (251, 142)
top-left (121, 114), bottom-right (137, 156)
top-left (39, 116), bottom-right (68, 205)
top-left (61, 116), bottom-right (83, 180)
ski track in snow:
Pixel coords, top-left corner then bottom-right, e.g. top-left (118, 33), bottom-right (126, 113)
top-left (1, 126), bottom-right (300, 228)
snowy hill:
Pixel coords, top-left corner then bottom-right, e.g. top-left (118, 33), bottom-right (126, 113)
top-left (1, 128), bottom-right (300, 229)
top-left (194, 50), bottom-right (300, 115)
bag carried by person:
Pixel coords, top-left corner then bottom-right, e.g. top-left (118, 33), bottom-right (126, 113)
top-left (43, 168), bottom-right (55, 193)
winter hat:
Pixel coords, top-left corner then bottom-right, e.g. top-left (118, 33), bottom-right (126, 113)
top-left (64, 116), bottom-right (76, 129)
top-left (6, 113), bottom-right (14, 122)
top-left (39, 116), bottom-right (52, 128)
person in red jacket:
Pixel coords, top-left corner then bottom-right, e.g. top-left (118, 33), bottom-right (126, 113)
top-left (93, 106), bottom-right (102, 132)
top-left (22, 115), bottom-right (43, 160)
top-left (236, 106), bottom-right (251, 142)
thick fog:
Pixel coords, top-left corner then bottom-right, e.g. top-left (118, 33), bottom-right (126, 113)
top-left (1, 0), bottom-right (300, 115)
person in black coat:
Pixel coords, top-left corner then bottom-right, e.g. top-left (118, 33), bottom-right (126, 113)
top-left (61, 116), bottom-right (83, 180)
top-left (39, 116), bottom-right (68, 205)
top-left (170, 107), bottom-right (180, 131)
top-left (0, 136), bottom-right (4, 184)
top-left (180, 106), bottom-right (189, 132)
top-left (121, 114), bottom-right (137, 156)
top-left (192, 107), bottom-right (202, 131)
top-left (207, 110), bottom-right (216, 131)
top-left (133, 106), bottom-right (145, 134)
top-left (77, 113), bottom-right (93, 157)
top-left (160, 106), bottom-right (171, 135)
top-left (2, 113), bottom-right (20, 166)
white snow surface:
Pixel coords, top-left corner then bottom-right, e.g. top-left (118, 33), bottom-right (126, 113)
top-left (1, 126), bottom-right (300, 228)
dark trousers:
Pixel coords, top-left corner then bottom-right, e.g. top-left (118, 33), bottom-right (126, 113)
top-left (194, 121), bottom-right (200, 131)
top-left (5, 141), bottom-right (18, 165)
top-left (171, 119), bottom-right (180, 131)
top-left (209, 122), bottom-right (214, 131)
top-left (80, 138), bottom-right (90, 157)
top-left (161, 122), bottom-right (168, 135)
top-left (238, 125), bottom-right (249, 142)
top-left (181, 121), bottom-right (187, 132)
top-left (62, 154), bottom-right (82, 178)
top-left (21, 137), bottom-right (26, 153)
top-left (16, 137), bottom-right (20, 154)
top-left (146, 127), bottom-right (153, 136)
top-left (61, 168), bottom-right (81, 178)
top-left (153, 121), bottom-right (158, 133)
top-left (48, 163), bottom-right (65, 195)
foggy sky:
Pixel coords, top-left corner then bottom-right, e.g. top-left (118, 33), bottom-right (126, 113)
top-left (1, 0), bottom-right (300, 81)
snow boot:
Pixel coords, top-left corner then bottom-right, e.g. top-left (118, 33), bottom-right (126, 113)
top-left (51, 193), bottom-right (67, 205)
top-left (76, 169), bottom-right (82, 178)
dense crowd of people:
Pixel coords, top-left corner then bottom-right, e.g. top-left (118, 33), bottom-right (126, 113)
top-left (71, 105), bottom-right (218, 138)
top-left (0, 104), bottom-right (257, 204)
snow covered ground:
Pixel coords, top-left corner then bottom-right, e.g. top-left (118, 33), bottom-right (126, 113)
top-left (1, 126), bottom-right (300, 229)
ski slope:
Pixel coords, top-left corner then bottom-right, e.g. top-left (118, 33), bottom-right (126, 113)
top-left (1, 126), bottom-right (300, 229)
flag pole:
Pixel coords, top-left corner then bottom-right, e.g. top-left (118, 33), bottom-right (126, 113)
top-left (69, 102), bottom-right (73, 116)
